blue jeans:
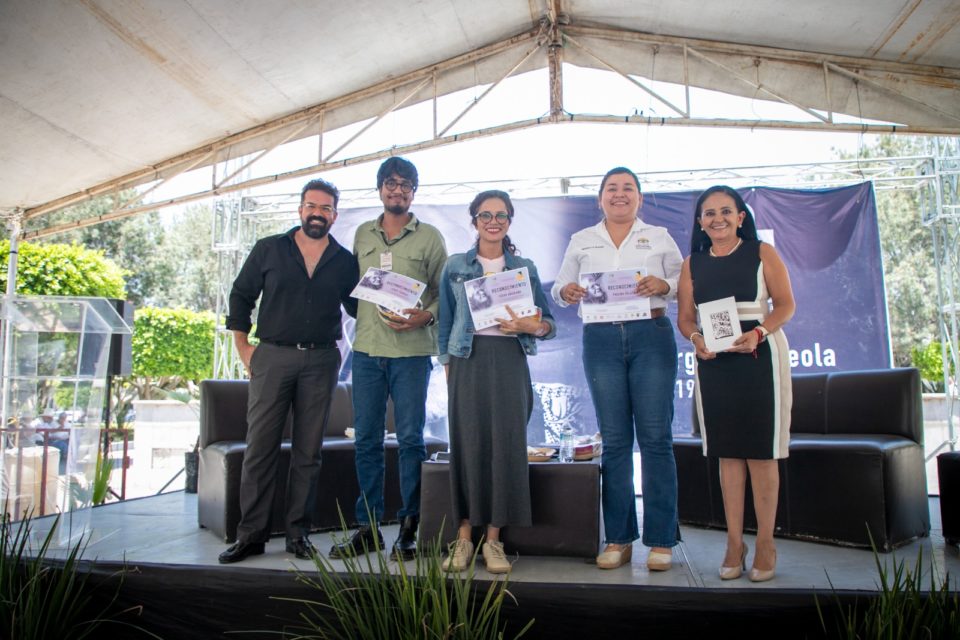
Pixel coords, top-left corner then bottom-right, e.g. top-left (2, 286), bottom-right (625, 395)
top-left (583, 317), bottom-right (679, 547)
top-left (352, 351), bottom-right (432, 525)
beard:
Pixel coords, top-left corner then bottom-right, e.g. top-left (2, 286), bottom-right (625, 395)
top-left (302, 216), bottom-right (330, 239)
top-left (384, 203), bottom-right (409, 216)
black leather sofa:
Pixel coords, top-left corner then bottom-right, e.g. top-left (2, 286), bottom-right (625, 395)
top-left (198, 379), bottom-right (448, 542)
top-left (673, 368), bottom-right (930, 550)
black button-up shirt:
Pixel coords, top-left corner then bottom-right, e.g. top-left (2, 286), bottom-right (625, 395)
top-left (226, 228), bottom-right (359, 344)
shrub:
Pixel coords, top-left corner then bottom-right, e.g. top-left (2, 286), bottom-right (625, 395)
top-left (911, 341), bottom-right (954, 392)
top-left (0, 241), bottom-right (125, 298)
top-left (129, 307), bottom-right (215, 400)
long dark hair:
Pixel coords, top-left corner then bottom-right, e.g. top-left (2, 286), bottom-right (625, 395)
top-left (469, 189), bottom-right (517, 256)
top-left (689, 185), bottom-right (758, 254)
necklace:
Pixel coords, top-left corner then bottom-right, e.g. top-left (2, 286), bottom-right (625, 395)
top-left (709, 238), bottom-right (743, 257)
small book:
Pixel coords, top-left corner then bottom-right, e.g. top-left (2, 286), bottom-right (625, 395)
top-left (698, 296), bottom-right (742, 352)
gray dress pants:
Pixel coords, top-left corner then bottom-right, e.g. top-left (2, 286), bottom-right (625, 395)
top-left (235, 342), bottom-right (340, 543)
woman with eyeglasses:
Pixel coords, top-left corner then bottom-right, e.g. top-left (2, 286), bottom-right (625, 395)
top-left (552, 166), bottom-right (682, 571)
top-left (437, 189), bottom-right (557, 574)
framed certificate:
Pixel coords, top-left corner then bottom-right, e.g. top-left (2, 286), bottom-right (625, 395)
top-left (350, 267), bottom-right (425, 317)
top-left (465, 267), bottom-right (537, 330)
top-left (578, 268), bottom-right (651, 324)
top-left (697, 296), bottom-right (742, 352)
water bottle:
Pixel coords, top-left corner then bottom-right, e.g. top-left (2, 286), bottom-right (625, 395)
top-left (559, 426), bottom-right (575, 463)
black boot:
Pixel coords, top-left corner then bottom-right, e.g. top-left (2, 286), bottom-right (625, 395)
top-left (391, 515), bottom-right (419, 561)
top-left (328, 525), bottom-right (383, 559)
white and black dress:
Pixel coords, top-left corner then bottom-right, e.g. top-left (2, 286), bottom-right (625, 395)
top-left (691, 240), bottom-right (792, 459)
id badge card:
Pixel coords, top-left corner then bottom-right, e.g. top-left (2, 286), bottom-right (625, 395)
top-left (380, 251), bottom-right (393, 271)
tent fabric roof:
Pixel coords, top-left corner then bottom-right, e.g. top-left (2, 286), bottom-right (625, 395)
top-left (1, 0), bottom-right (959, 216)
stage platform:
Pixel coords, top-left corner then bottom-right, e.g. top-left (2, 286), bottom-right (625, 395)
top-left (27, 491), bottom-right (958, 639)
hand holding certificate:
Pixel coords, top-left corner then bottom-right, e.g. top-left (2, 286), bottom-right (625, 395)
top-left (466, 267), bottom-right (538, 330)
top-left (697, 296), bottom-right (742, 352)
top-left (351, 267), bottom-right (425, 318)
top-left (578, 268), bottom-right (652, 323)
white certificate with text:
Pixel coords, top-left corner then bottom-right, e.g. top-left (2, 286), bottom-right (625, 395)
top-left (578, 268), bottom-right (651, 324)
top-left (698, 296), bottom-right (742, 352)
top-left (350, 267), bottom-right (425, 317)
top-left (465, 267), bottom-right (537, 330)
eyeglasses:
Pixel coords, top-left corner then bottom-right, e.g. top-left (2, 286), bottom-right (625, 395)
top-left (383, 178), bottom-right (415, 193)
top-left (302, 203), bottom-right (335, 215)
top-left (476, 211), bottom-right (511, 223)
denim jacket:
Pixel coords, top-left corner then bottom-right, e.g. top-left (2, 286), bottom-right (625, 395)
top-left (438, 247), bottom-right (557, 365)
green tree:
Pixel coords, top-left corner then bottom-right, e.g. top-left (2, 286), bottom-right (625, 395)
top-left (36, 191), bottom-right (176, 307)
top-left (837, 135), bottom-right (938, 367)
top-left (0, 241), bottom-right (126, 297)
top-left (162, 203), bottom-right (219, 312)
top-left (130, 306), bottom-right (215, 400)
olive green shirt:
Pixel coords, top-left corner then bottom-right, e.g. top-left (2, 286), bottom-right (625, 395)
top-left (352, 213), bottom-right (448, 357)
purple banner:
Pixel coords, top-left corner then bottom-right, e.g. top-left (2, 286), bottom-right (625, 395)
top-left (331, 181), bottom-right (888, 443)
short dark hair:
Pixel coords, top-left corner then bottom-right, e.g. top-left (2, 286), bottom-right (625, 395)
top-left (598, 166), bottom-right (641, 199)
top-left (469, 189), bottom-right (517, 256)
top-left (376, 157), bottom-right (419, 191)
top-left (300, 178), bottom-right (340, 208)
top-left (689, 185), bottom-right (758, 254)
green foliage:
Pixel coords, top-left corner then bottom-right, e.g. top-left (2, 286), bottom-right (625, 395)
top-left (274, 515), bottom-right (534, 639)
top-left (160, 204), bottom-right (218, 312)
top-left (127, 307), bottom-right (214, 400)
top-left (0, 241), bottom-right (125, 298)
top-left (37, 191), bottom-right (173, 308)
top-left (837, 135), bottom-right (938, 367)
top-left (818, 544), bottom-right (960, 639)
top-left (911, 341), bottom-right (953, 392)
top-left (132, 307), bottom-right (215, 381)
top-left (0, 512), bottom-right (161, 639)
top-left (92, 452), bottom-right (114, 506)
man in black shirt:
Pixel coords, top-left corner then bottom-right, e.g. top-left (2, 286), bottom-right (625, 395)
top-left (218, 178), bottom-right (359, 564)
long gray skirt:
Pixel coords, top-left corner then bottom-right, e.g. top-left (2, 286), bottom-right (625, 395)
top-left (448, 335), bottom-right (532, 528)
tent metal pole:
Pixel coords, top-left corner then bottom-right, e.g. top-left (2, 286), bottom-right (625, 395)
top-left (2, 215), bottom-right (21, 428)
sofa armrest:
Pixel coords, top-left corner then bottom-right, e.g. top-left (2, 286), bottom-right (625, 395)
top-left (200, 380), bottom-right (251, 447)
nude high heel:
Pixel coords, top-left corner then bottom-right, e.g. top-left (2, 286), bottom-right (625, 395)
top-left (748, 549), bottom-right (777, 582)
top-left (719, 542), bottom-right (748, 580)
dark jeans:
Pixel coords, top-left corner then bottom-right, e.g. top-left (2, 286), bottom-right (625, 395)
top-left (351, 351), bottom-right (432, 524)
top-left (236, 342), bottom-right (340, 543)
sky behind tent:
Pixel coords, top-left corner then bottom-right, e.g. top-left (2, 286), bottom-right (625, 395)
top-left (145, 67), bottom-right (873, 213)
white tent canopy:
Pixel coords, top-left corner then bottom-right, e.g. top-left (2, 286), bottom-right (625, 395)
top-left (1, 0), bottom-right (959, 223)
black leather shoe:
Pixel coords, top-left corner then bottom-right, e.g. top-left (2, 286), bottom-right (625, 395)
top-left (218, 541), bottom-right (265, 564)
top-left (391, 515), bottom-right (419, 561)
top-left (286, 536), bottom-right (317, 560)
top-left (329, 525), bottom-right (383, 559)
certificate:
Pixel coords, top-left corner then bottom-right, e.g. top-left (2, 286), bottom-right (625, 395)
top-left (350, 267), bottom-right (425, 317)
top-left (698, 296), bottom-right (742, 352)
top-left (465, 267), bottom-right (538, 330)
top-left (578, 268), bottom-right (652, 323)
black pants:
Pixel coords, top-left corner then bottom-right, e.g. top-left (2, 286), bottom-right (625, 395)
top-left (236, 342), bottom-right (340, 543)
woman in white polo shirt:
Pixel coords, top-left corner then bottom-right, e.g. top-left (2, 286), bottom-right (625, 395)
top-left (552, 166), bottom-right (682, 571)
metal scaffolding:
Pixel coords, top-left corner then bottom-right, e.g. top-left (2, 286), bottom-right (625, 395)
top-left (921, 137), bottom-right (960, 456)
top-left (212, 148), bottom-right (960, 461)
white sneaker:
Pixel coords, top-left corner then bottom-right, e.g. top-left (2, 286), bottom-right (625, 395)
top-left (442, 539), bottom-right (474, 572)
top-left (482, 540), bottom-right (512, 574)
